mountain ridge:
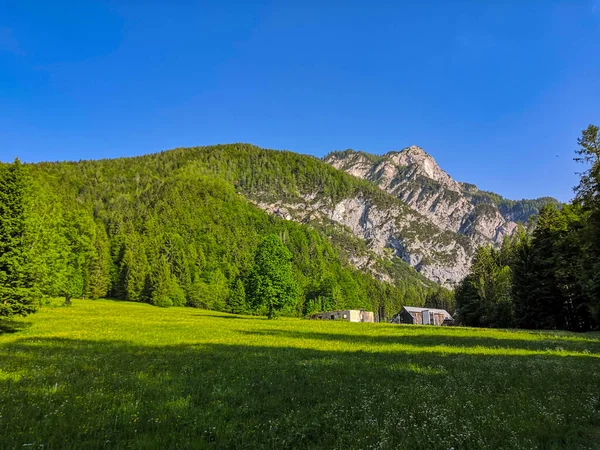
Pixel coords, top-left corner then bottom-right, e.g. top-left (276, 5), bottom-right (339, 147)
top-left (20, 143), bottom-right (557, 291)
top-left (324, 146), bottom-right (559, 247)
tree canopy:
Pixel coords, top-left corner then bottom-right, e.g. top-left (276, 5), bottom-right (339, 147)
top-left (455, 125), bottom-right (600, 331)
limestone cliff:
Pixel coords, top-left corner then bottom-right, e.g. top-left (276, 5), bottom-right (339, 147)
top-left (235, 144), bottom-right (556, 287)
top-left (251, 192), bottom-right (474, 287)
top-left (325, 146), bottom-right (558, 247)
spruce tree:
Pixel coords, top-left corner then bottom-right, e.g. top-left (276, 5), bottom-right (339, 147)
top-left (227, 278), bottom-right (248, 314)
top-left (574, 124), bottom-right (600, 325)
top-left (0, 160), bottom-right (37, 317)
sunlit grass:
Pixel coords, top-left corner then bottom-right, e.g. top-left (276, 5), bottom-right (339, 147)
top-left (1, 299), bottom-right (599, 449)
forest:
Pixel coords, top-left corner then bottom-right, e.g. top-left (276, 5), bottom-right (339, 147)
top-left (0, 144), bottom-right (442, 320)
top-left (455, 125), bottom-right (600, 331)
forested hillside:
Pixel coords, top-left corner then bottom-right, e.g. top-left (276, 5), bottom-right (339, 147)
top-left (1, 145), bottom-right (444, 319)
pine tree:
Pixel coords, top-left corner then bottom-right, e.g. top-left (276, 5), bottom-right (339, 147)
top-left (150, 255), bottom-right (174, 308)
top-left (0, 160), bottom-right (37, 317)
top-left (59, 213), bottom-right (95, 306)
top-left (86, 221), bottom-right (111, 299)
top-left (227, 278), bottom-right (248, 314)
top-left (574, 124), bottom-right (600, 207)
top-left (573, 124), bottom-right (600, 325)
top-left (209, 269), bottom-right (228, 312)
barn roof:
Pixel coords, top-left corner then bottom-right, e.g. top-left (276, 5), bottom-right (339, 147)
top-left (402, 306), bottom-right (453, 319)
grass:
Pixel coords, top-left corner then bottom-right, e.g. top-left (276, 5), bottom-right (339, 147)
top-left (1, 300), bottom-right (599, 449)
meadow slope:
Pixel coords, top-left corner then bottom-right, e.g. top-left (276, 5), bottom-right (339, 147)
top-left (1, 300), bottom-right (599, 449)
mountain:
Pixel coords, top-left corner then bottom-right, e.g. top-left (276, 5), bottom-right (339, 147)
top-left (16, 144), bottom-right (442, 319)
top-left (207, 145), bottom-right (477, 285)
top-left (17, 143), bottom-right (555, 315)
top-left (325, 146), bottom-right (559, 247)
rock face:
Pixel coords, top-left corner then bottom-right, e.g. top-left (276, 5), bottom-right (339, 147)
top-left (248, 145), bottom-right (557, 287)
top-left (325, 146), bottom-right (554, 247)
top-left (253, 192), bottom-right (474, 287)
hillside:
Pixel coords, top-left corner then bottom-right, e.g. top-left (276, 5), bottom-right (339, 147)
top-left (325, 147), bottom-right (559, 246)
top-left (17, 146), bottom-right (443, 318)
top-left (159, 144), bottom-right (477, 285)
top-left (15, 143), bottom-right (556, 311)
top-left (1, 300), bottom-right (599, 449)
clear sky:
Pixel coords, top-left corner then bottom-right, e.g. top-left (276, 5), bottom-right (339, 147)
top-left (1, 1), bottom-right (599, 202)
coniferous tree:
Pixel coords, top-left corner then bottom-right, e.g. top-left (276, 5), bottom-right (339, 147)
top-left (86, 221), bottom-right (111, 299)
top-left (227, 278), bottom-right (248, 314)
top-left (512, 227), bottom-right (538, 328)
top-left (151, 255), bottom-right (174, 308)
top-left (573, 124), bottom-right (600, 324)
top-left (424, 287), bottom-right (455, 315)
top-left (520, 205), bottom-right (575, 329)
top-left (209, 269), bottom-right (228, 312)
top-left (0, 160), bottom-right (37, 317)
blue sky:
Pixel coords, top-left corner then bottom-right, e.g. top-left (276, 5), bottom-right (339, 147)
top-left (1, 1), bottom-right (599, 202)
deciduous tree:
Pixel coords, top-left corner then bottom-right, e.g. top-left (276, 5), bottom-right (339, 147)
top-left (248, 235), bottom-right (297, 319)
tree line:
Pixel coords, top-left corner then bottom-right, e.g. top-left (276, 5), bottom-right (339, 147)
top-left (455, 125), bottom-right (600, 331)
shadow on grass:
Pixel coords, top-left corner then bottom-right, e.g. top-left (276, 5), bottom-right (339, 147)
top-left (1, 336), bottom-right (599, 449)
top-left (0, 320), bottom-right (32, 335)
top-left (240, 329), bottom-right (600, 355)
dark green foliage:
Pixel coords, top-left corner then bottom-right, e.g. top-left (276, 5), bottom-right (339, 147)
top-left (424, 287), bottom-right (455, 315)
top-left (573, 124), bottom-right (600, 324)
top-left (0, 160), bottom-right (37, 317)
top-left (455, 245), bottom-right (514, 328)
top-left (326, 149), bottom-right (384, 166)
top-left (496, 197), bottom-right (561, 223)
top-left (247, 235), bottom-right (298, 319)
top-left (86, 221), bottom-right (111, 299)
top-left (457, 125), bottom-right (600, 331)
top-left (471, 190), bottom-right (560, 224)
top-left (574, 124), bottom-right (600, 206)
top-left (457, 206), bottom-right (597, 331)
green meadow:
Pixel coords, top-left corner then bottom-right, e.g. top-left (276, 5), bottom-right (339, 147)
top-left (1, 300), bottom-right (599, 449)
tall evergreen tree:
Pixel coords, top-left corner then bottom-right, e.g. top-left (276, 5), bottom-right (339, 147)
top-left (227, 278), bottom-right (248, 314)
top-left (573, 124), bottom-right (600, 324)
top-left (150, 255), bottom-right (174, 308)
top-left (574, 124), bottom-right (600, 206)
top-left (0, 160), bottom-right (37, 317)
top-left (86, 221), bottom-right (111, 299)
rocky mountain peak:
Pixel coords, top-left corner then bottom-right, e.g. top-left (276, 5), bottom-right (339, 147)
top-left (385, 146), bottom-right (461, 192)
top-left (399, 145), bottom-right (430, 157)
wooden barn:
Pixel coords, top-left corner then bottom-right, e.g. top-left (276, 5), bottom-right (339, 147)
top-left (390, 306), bottom-right (453, 326)
top-left (309, 310), bottom-right (375, 323)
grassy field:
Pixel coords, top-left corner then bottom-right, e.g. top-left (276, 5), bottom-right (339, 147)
top-left (1, 300), bottom-right (599, 449)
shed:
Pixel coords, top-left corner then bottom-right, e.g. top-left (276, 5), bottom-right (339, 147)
top-left (390, 306), bottom-right (452, 326)
top-left (309, 310), bottom-right (375, 323)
